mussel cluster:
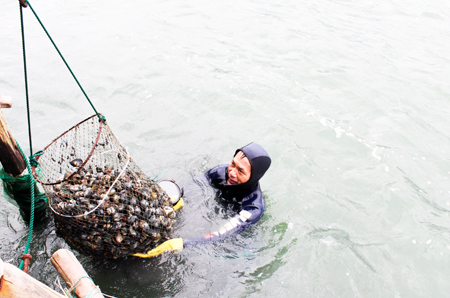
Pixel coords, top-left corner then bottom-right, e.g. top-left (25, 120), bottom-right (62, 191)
top-left (46, 161), bottom-right (176, 258)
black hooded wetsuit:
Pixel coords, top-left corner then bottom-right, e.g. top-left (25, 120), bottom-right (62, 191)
top-left (184, 142), bottom-right (271, 246)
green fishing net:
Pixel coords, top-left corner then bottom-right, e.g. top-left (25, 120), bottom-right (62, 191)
top-left (0, 167), bottom-right (48, 221)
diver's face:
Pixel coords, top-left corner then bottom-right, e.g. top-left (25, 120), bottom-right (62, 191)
top-left (227, 151), bottom-right (251, 185)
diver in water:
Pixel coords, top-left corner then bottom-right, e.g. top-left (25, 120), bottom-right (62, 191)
top-left (133, 142), bottom-right (271, 257)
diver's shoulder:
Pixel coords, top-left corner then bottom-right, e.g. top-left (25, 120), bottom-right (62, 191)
top-left (205, 164), bottom-right (228, 179)
top-left (242, 185), bottom-right (264, 204)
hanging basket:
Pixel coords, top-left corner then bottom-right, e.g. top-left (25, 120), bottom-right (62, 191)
top-left (32, 115), bottom-right (176, 258)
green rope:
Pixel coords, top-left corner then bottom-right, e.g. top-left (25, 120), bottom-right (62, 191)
top-left (23, 0), bottom-right (105, 123)
top-left (16, 141), bottom-right (36, 270)
top-left (16, 0), bottom-right (106, 273)
top-left (63, 276), bottom-right (102, 298)
top-left (19, 3), bottom-right (33, 155)
top-left (84, 286), bottom-right (101, 298)
top-left (152, 169), bottom-right (168, 181)
top-left (29, 150), bottom-right (44, 167)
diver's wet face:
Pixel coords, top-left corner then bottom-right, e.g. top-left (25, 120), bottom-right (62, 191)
top-left (227, 151), bottom-right (251, 185)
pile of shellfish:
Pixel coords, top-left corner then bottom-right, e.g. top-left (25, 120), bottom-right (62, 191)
top-left (45, 160), bottom-right (176, 258)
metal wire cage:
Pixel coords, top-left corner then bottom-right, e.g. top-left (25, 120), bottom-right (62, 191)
top-left (32, 115), bottom-right (176, 258)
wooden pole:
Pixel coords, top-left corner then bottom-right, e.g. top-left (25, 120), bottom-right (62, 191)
top-left (0, 257), bottom-right (65, 298)
top-left (0, 96), bottom-right (27, 177)
top-left (51, 249), bottom-right (104, 298)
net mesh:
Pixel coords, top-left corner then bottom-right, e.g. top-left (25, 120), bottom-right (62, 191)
top-left (32, 115), bottom-right (176, 258)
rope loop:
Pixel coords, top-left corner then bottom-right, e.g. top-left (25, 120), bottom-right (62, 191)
top-left (29, 150), bottom-right (44, 167)
top-left (68, 275), bottom-right (92, 293)
top-left (83, 286), bottom-right (101, 298)
top-left (63, 275), bottom-right (102, 298)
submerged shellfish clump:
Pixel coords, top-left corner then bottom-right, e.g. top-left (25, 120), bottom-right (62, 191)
top-left (47, 163), bottom-right (176, 258)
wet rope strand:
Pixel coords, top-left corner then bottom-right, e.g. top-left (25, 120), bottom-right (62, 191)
top-left (16, 141), bottom-right (36, 270)
top-left (20, 4), bottom-right (33, 156)
top-left (23, 0), bottom-right (104, 121)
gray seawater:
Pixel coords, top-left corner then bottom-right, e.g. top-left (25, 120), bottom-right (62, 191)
top-left (1, 0), bottom-right (450, 297)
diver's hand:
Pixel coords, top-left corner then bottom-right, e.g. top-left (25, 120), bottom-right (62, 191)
top-left (132, 238), bottom-right (184, 258)
top-left (19, 0), bottom-right (28, 7)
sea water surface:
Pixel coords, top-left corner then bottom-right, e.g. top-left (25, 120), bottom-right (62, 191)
top-left (1, 0), bottom-right (450, 297)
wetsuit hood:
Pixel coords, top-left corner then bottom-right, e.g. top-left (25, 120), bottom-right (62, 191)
top-left (223, 142), bottom-right (271, 195)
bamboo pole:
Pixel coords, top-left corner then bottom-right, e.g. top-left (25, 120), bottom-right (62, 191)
top-left (0, 96), bottom-right (26, 177)
top-left (51, 249), bottom-right (104, 298)
top-left (0, 257), bottom-right (65, 298)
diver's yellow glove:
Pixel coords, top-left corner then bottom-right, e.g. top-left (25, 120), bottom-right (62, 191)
top-left (132, 238), bottom-right (184, 258)
top-left (173, 197), bottom-right (184, 211)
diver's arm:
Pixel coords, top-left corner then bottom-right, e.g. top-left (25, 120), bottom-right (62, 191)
top-left (183, 205), bottom-right (262, 246)
top-left (133, 205), bottom-right (262, 258)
